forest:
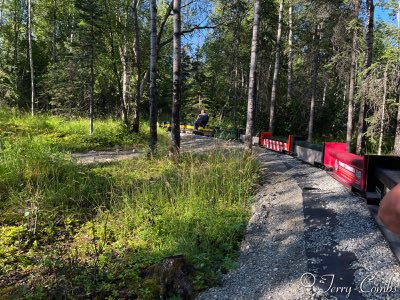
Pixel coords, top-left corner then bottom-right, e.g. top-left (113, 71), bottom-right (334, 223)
top-left (0, 0), bottom-right (399, 154)
top-left (1, 0), bottom-right (400, 298)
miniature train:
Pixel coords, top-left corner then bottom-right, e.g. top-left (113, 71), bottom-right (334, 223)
top-left (158, 122), bottom-right (399, 204)
top-left (258, 132), bottom-right (400, 204)
top-left (158, 122), bottom-right (245, 140)
top-left (158, 121), bottom-right (215, 137)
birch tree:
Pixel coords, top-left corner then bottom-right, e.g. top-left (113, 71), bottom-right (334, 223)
top-left (356, 0), bottom-right (374, 155)
top-left (394, 0), bottom-right (400, 155)
top-left (287, 1), bottom-right (293, 103)
top-left (119, 44), bottom-right (130, 126)
top-left (346, 0), bottom-right (359, 152)
top-left (378, 64), bottom-right (388, 155)
top-left (245, 0), bottom-right (261, 152)
top-left (170, 0), bottom-right (181, 158)
top-left (132, 0), bottom-right (141, 133)
top-left (307, 24), bottom-right (320, 143)
top-left (268, 0), bottom-right (284, 134)
top-left (149, 0), bottom-right (158, 154)
top-left (28, 0), bottom-right (35, 116)
top-left (51, 0), bottom-right (57, 65)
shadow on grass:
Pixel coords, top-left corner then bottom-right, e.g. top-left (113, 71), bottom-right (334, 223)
top-left (0, 150), bottom-right (258, 300)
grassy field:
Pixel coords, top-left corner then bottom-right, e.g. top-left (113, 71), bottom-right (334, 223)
top-left (0, 110), bottom-right (260, 299)
top-left (0, 108), bottom-right (165, 152)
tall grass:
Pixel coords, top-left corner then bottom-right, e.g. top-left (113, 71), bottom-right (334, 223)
top-left (0, 109), bottom-right (168, 151)
top-left (65, 151), bottom-right (259, 298)
top-left (0, 110), bottom-right (260, 299)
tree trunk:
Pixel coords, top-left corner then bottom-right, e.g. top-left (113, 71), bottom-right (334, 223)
top-left (70, 5), bottom-right (75, 44)
top-left (378, 64), bottom-right (388, 155)
top-left (233, 6), bottom-right (241, 129)
top-left (135, 0), bottom-right (171, 115)
top-left (0, 0), bottom-right (4, 64)
top-left (28, 0), bottom-right (35, 116)
top-left (120, 46), bottom-right (130, 126)
top-left (132, 0), bottom-right (142, 133)
top-left (245, 0), bottom-right (261, 152)
top-left (233, 65), bottom-right (238, 128)
top-left (287, 2), bottom-right (293, 103)
top-left (307, 24), bottom-right (320, 143)
top-left (394, 2), bottom-right (400, 156)
top-left (89, 6), bottom-right (94, 135)
top-left (268, 0), bottom-right (284, 134)
top-left (256, 63), bottom-right (261, 115)
top-left (356, 0), bottom-right (374, 155)
top-left (395, 99), bottom-right (400, 155)
top-left (13, 0), bottom-right (19, 86)
top-left (169, 0), bottom-right (181, 159)
top-left (346, 0), bottom-right (359, 153)
top-left (51, 0), bottom-right (57, 65)
top-left (264, 62), bottom-right (272, 113)
top-left (149, 0), bottom-right (158, 154)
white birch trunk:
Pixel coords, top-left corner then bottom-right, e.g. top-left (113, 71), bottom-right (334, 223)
top-left (245, 0), bottom-right (261, 152)
top-left (394, 0), bottom-right (400, 155)
top-left (170, 0), bottom-right (181, 158)
top-left (378, 64), bottom-right (389, 155)
top-left (149, 0), bottom-right (158, 153)
top-left (307, 24), bottom-right (320, 143)
top-left (51, 0), bottom-right (57, 65)
top-left (28, 0), bottom-right (35, 116)
top-left (132, 0), bottom-right (142, 133)
top-left (346, 0), bottom-right (359, 152)
top-left (287, 2), bottom-right (293, 103)
top-left (356, 0), bottom-right (374, 155)
top-left (268, 0), bottom-right (284, 133)
top-left (120, 45), bottom-right (130, 125)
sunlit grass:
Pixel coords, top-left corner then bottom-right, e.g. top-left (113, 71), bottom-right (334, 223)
top-left (0, 109), bottom-right (260, 299)
top-left (0, 108), bottom-right (168, 152)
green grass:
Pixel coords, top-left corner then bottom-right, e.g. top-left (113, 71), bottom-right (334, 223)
top-left (0, 110), bottom-right (260, 299)
top-left (0, 108), bottom-right (168, 152)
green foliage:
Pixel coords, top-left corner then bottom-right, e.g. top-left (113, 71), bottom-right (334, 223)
top-left (0, 112), bottom-right (259, 299)
top-left (0, 70), bottom-right (18, 105)
top-left (0, 109), bottom-right (166, 151)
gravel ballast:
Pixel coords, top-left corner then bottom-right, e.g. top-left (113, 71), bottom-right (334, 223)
top-left (180, 136), bottom-right (400, 300)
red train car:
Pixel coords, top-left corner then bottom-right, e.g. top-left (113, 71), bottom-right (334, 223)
top-left (259, 132), bottom-right (400, 201)
top-left (259, 132), bottom-right (288, 152)
top-left (259, 132), bottom-right (305, 154)
top-left (323, 142), bottom-right (365, 192)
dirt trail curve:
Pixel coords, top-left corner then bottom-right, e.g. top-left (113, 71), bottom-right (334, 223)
top-left (71, 134), bottom-right (242, 164)
top-left (72, 150), bottom-right (141, 164)
top-left (183, 135), bottom-right (400, 300)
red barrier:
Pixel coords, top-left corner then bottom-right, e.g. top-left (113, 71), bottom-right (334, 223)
top-left (323, 142), bottom-right (365, 191)
top-left (323, 142), bottom-right (347, 169)
top-left (259, 132), bottom-right (272, 145)
top-left (259, 132), bottom-right (288, 152)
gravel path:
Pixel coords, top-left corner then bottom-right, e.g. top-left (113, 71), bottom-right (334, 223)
top-left (72, 150), bottom-right (140, 164)
top-left (180, 133), bottom-right (244, 153)
top-left (71, 133), bottom-right (240, 164)
top-left (189, 138), bottom-right (400, 300)
top-left (70, 134), bottom-right (400, 299)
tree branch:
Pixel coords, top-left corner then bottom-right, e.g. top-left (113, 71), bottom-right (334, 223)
top-left (181, 25), bottom-right (215, 35)
top-left (159, 25), bottom-right (215, 49)
top-left (156, 0), bottom-right (174, 54)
